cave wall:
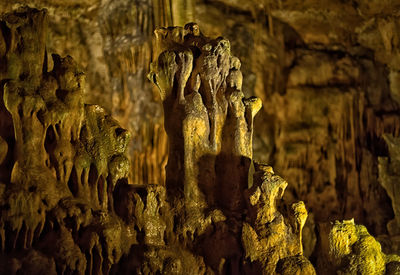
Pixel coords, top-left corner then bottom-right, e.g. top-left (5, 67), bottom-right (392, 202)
top-left (0, 7), bottom-right (317, 274)
top-left (1, 3), bottom-right (400, 274)
top-left (1, 0), bottom-right (400, 260)
top-left (194, 1), bottom-right (400, 243)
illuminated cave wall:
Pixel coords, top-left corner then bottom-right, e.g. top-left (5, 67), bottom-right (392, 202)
top-left (1, 0), bottom-right (400, 274)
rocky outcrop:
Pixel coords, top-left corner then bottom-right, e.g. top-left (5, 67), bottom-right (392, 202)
top-left (242, 164), bottom-right (312, 274)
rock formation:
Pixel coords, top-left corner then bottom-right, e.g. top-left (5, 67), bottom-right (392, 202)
top-left (0, 7), bottom-right (136, 274)
top-left (2, 2), bottom-right (400, 260)
top-left (0, 7), bottom-right (310, 274)
top-left (316, 219), bottom-right (400, 275)
top-left (1, 5), bottom-right (400, 275)
top-left (192, 1), bottom-right (400, 248)
top-left (378, 134), bottom-right (400, 253)
top-left (147, 22), bottom-right (312, 274)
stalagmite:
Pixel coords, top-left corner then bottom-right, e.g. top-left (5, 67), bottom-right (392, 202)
top-left (0, 7), bottom-right (136, 274)
top-left (0, 5), bottom-right (400, 275)
top-left (315, 219), bottom-right (400, 274)
top-left (148, 22), bottom-right (314, 274)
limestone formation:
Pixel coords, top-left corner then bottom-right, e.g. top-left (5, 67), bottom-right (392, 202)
top-left (316, 219), bottom-right (400, 275)
top-left (241, 163), bottom-right (313, 274)
top-left (2, 2), bottom-right (400, 261)
top-left (0, 7), bottom-right (307, 275)
top-left (379, 134), bottom-right (400, 234)
top-left (148, 22), bottom-right (313, 275)
top-left (378, 134), bottom-right (400, 252)
top-left (1, 5), bottom-right (400, 275)
top-left (0, 7), bottom-right (137, 274)
top-left (192, 1), bottom-right (400, 250)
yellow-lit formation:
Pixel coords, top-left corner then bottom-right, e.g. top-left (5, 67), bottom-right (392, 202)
top-left (0, 5), bottom-right (399, 275)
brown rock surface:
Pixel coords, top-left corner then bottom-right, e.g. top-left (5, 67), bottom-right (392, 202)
top-left (191, 2), bottom-right (400, 260)
top-left (0, 7), bottom-right (319, 274)
top-left (315, 219), bottom-right (400, 275)
top-left (148, 22), bottom-right (314, 275)
top-left (1, 1), bottom-right (400, 274)
top-left (1, 2), bottom-right (399, 256)
top-left (0, 7), bottom-right (137, 274)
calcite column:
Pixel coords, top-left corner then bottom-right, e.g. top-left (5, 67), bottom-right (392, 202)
top-left (1, 8), bottom-right (49, 169)
top-left (149, 23), bottom-right (261, 222)
top-left (149, 22), bottom-right (315, 275)
top-left (0, 9), bottom-right (135, 274)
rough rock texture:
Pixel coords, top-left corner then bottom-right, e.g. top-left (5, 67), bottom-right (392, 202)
top-left (2, 4), bottom-right (400, 275)
top-left (241, 164), bottom-right (312, 274)
top-left (0, 0), bottom-right (173, 188)
top-left (0, 8), bottom-right (318, 274)
top-left (0, 7), bottom-right (137, 274)
top-left (147, 23), bottom-right (313, 275)
top-left (377, 134), bottom-right (400, 254)
top-left (2, 2), bottom-right (400, 260)
top-left (315, 219), bottom-right (400, 275)
top-left (191, 0), bottom-right (400, 258)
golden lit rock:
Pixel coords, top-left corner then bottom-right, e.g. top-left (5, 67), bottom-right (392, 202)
top-left (1, 3), bottom-right (400, 275)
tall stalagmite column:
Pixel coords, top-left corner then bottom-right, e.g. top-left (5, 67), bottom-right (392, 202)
top-left (149, 23), bottom-right (261, 222)
top-left (0, 8), bottom-right (138, 274)
top-left (149, 23), bottom-right (315, 274)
